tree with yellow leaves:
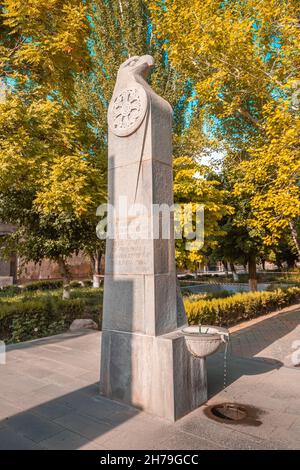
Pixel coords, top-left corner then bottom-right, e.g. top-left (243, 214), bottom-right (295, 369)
top-left (174, 154), bottom-right (233, 272)
top-left (0, 1), bottom-right (106, 297)
top-left (234, 100), bottom-right (300, 258)
top-left (148, 0), bottom-right (300, 276)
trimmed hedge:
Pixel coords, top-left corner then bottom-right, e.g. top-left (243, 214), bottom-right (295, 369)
top-left (0, 285), bottom-right (22, 297)
top-left (184, 286), bottom-right (300, 327)
top-left (24, 280), bottom-right (64, 291)
top-left (23, 279), bottom-right (93, 291)
top-left (0, 297), bottom-right (101, 343)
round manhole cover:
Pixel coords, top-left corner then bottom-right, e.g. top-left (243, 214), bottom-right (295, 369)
top-left (210, 403), bottom-right (248, 422)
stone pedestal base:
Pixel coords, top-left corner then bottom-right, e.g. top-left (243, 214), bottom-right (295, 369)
top-left (100, 329), bottom-right (207, 421)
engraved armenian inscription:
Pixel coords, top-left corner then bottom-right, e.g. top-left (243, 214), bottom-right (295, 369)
top-left (113, 240), bottom-right (152, 272)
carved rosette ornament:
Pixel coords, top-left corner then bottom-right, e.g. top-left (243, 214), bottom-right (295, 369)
top-left (108, 83), bottom-right (148, 137)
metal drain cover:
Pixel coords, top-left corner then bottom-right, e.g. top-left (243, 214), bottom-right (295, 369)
top-left (210, 403), bottom-right (248, 422)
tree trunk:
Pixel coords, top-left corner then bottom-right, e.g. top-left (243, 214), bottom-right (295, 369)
top-left (287, 259), bottom-right (296, 269)
top-left (230, 262), bottom-right (239, 282)
top-left (9, 253), bottom-right (18, 284)
top-left (222, 261), bottom-right (229, 276)
top-left (248, 253), bottom-right (257, 292)
top-left (275, 258), bottom-right (283, 270)
top-left (90, 250), bottom-right (103, 288)
top-left (58, 258), bottom-right (71, 300)
top-left (194, 263), bottom-right (198, 279)
top-left (289, 220), bottom-right (300, 260)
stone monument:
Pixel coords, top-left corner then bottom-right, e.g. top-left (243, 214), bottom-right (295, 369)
top-left (100, 55), bottom-right (207, 421)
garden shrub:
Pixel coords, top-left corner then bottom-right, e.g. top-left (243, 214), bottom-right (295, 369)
top-left (0, 285), bottom-right (21, 297)
top-left (70, 281), bottom-right (83, 288)
top-left (184, 286), bottom-right (300, 327)
top-left (0, 296), bottom-right (97, 343)
top-left (183, 290), bottom-right (231, 301)
top-left (182, 288), bottom-right (194, 296)
top-left (24, 279), bottom-right (63, 291)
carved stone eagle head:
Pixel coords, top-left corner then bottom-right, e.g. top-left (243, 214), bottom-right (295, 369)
top-left (117, 55), bottom-right (155, 83)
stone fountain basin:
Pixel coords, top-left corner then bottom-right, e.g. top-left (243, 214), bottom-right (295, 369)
top-left (182, 325), bottom-right (229, 358)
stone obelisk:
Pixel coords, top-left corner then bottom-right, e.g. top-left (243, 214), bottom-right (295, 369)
top-left (100, 55), bottom-right (207, 421)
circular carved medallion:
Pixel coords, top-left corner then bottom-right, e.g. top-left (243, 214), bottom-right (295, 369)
top-left (108, 84), bottom-right (148, 137)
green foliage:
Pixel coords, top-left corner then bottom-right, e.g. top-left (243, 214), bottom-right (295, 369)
top-left (0, 298), bottom-right (85, 343)
top-left (0, 287), bottom-right (103, 343)
top-left (149, 0), bottom-right (300, 265)
top-left (174, 156), bottom-right (233, 268)
top-left (184, 286), bottom-right (300, 327)
top-left (184, 290), bottom-right (232, 301)
top-left (0, 285), bottom-right (21, 297)
top-left (1, 0), bottom-right (90, 97)
top-left (0, 0), bottom-right (234, 283)
top-left (78, 0), bottom-right (195, 148)
top-left (0, 1), bottom-right (106, 291)
top-left (70, 280), bottom-right (83, 288)
top-left (180, 271), bottom-right (300, 285)
top-left (233, 102), bottom-right (300, 254)
top-left (24, 280), bottom-right (64, 292)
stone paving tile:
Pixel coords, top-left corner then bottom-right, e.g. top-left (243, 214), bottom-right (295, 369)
top-left (54, 411), bottom-right (114, 441)
top-left (291, 417), bottom-right (300, 433)
top-left (13, 364), bottom-right (57, 380)
top-left (40, 372), bottom-right (95, 392)
top-left (237, 391), bottom-right (288, 413)
top-left (30, 400), bottom-right (73, 421)
top-left (5, 354), bottom-right (62, 376)
top-left (0, 398), bottom-right (23, 421)
top-left (0, 383), bottom-right (46, 405)
top-left (5, 411), bottom-right (63, 443)
top-left (83, 410), bottom-right (177, 449)
top-left (0, 426), bottom-right (45, 450)
top-left (104, 412), bottom-right (172, 435)
top-left (103, 407), bottom-right (143, 426)
top-left (40, 429), bottom-right (94, 450)
top-left (222, 419), bottom-right (286, 445)
top-left (229, 308), bottom-right (300, 363)
top-left (77, 441), bottom-right (106, 450)
top-left (178, 408), bottom-right (288, 449)
top-left (284, 399), bottom-right (300, 415)
top-left (223, 430), bottom-right (286, 450)
top-left (80, 383), bottom-right (100, 397)
top-left (85, 425), bottom-right (137, 448)
top-left (269, 428), bottom-right (300, 450)
top-left (12, 351), bottom-right (93, 379)
top-left (252, 409), bottom-right (296, 429)
top-left (29, 349), bottom-right (97, 372)
top-left (177, 415), bottom-right (241, 449)
top-left (0, 371), bottom-right (46, 396)
top-left (77, 371), bottom-right (100, 385)
top-left (100, 428), bottom-right (178, 451)
top-left (60, 392), bottom-right (132, 422)
top-left (158, 431), bottom-right (224, 450)
top-left (2, 383), bottom-right (69, 409)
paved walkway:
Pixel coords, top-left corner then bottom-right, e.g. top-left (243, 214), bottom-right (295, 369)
top-left (0, 306), bottom-right (299, 450)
